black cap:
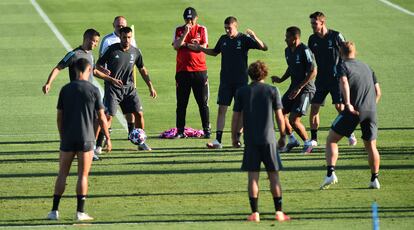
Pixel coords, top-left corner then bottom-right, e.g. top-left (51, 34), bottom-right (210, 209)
top-left (183, 7), bottom-right (197, 19)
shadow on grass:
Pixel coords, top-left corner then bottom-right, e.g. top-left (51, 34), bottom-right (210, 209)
top-left (1, 206), bottom-right (414, 227)
top-left (1, 163), bottom-right (413, 179)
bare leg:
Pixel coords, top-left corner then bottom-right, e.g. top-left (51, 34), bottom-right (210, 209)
top-left (76, 150), bottom-right (94, 195)
top-left (289, 112), bottom-right (308, 141)
top-left (216, 105), bottom-right (228, 132)
top-left (134, 111), bottom-right (145, 129)
top-left (54, 151), bottom-right (76, 195)
top-left (310, 104), bottom-right (321, 131)
top-left (364, 139), bottom-right (380, 174)
top-left (325, 129), bottom-right (344, 166)
top-left (248, 171), bottom-right (260, 198)
top-left (267, 171), bottom-right (281, 197)
top-left (284, 114), bottom-right (293, 135)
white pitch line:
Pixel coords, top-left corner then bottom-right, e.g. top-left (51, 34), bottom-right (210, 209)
top-left (29, 0), bottom-right (128, 131)
top-left (378, 0), bottom-right (414, 16)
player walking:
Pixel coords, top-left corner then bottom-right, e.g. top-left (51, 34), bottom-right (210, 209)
top-left (320, 41), bottom-right (382, 189)
top-left (232, 60), bottom-right (290, 222)
top-left (271, 26), bottom-right (317, 154)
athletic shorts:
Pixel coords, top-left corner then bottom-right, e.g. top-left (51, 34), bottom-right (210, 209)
top-left (241, 142), bottom-right (283, 172)
top-left (311, 83), bottom-right (342, 105)
top-left (282, 91), bottom-right (314, 116)
top-left (331, 110), bottom-right (378, 141)
top-left (60, 141), bottom-right (95, 152)
top-left (104, 84), bottom-right (142, 116)
top-left (217, 82), bottom-right (247, 106)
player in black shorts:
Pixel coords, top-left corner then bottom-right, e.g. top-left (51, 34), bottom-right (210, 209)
top-left (320, 41), bottom-right (382, 190)
top-left (191, 16), bottom-right (268, 149)
top-left (232, 60), bottom-right (290, 222)
top-left (271, 26), bottom-right (317, 154)
top-left (307, 11), bottom-right (357, 147)
top-left (47, 58), bottom-right (111, 221)
top-left (95, 27), bottom-right (157, 151)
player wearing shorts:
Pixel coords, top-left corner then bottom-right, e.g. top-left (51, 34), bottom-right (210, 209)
top-left (271, 26), bottom-right (317, 154)
top-left (47, 58), bottom-right (111, 221)
top-left (172, 7), bottom-right (211, 138)
top-left (307, 11), bottom-right (357, 147)
top-left (95, 16), bottom-right (138, 154)
top-left (320, 41), bottom-right (382, 190)
top-left (95, 27), bottom-right (157, 151)
top-left (192, 16), bottom-right (267, 148)
top-left (232, 60), bottom-right (290, 222)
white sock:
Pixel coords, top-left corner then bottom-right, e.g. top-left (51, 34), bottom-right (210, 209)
top-left (288, 133), bottom-right (297, 143)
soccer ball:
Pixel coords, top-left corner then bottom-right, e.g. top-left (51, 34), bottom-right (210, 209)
top-left (129, 128), bottom-right (147, 145)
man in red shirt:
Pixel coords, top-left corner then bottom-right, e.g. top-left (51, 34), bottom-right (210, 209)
top-left (172, 7), bottom-right (211, 138)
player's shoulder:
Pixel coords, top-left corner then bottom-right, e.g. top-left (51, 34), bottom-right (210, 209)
top-left (197, 24), bottom-right (207, 31)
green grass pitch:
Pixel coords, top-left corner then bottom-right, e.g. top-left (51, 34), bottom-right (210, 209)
top-left (0, 0), bottom-right (413, 229)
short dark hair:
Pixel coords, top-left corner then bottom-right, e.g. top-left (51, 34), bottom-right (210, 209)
top-left (119, 26), bottom-right (132, 35)
top-left (83, 28), bottom-right (100, 40)
top-left (286, 26), bottom-right (301, 37)
top-left (248, 60), bottom-right (268, 81)
top-left (309, 11), bottom-right (326, 21)
top-left (74, 58), bottom-right (91, 73)
top-left (224, 16), bottom-right (237, 25)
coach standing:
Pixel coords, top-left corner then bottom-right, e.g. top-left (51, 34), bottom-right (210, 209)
top-left (172, 7), bottom-right (211, 139)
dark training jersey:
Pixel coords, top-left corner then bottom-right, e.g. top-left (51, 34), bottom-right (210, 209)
top-left (57, 46), bottom-right (94, 82)
top-left (97, 43), bottom-right (144, 87)
top-left (308, 30), bottom-right (345, 87)
top-left (213, 33), bottom-right (261, 85)
top-left (233, 82), bottom-right (283, 145)
top-left (337, 59), bottom-right (378, 112)
top-left (285, 43), bottom-right (316, 93)
top-left (57, 80), bottom-right (103, 143)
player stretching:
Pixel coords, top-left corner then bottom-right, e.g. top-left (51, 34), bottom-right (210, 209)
top-left (232, 60), bottom-right (290, 222)
top-left (271, 26), bottom-right (317, 153)
top-left (308, 11), bottom-right (357, 147)
top-left (320, 41), bottom-right (382, 189)
top-left (47, 58), bottom-right (111, 221)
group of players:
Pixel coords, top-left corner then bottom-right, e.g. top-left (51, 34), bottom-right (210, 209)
top-left (42, 8), bottom-right (382, 222)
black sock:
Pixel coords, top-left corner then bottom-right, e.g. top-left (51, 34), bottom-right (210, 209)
top-left (371, 173), bottom-right (379, 182)
top-left (311, 129), bottom-right (317, 141)
top-left (96, 132), bottom-right (105, 147)
top-left (216, 131), bottom-right (223, 143)
top-left (249, 197), bottom-right (258, 213)
top-left (127, 122), bottom-right (135, 134)
top-left (52, 194), bottom-right (61, 211)
top-left (327, 166), bottom-right (335, 177)
top-left (273, 197), bottom-right (282, 212)
top-left (76, 195), bottom-right (86, 213)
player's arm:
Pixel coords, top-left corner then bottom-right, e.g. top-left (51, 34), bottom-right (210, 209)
top-left (375, 83), bottom-right (381, 104)
top-left (57, 109), bottom-right (63, 140)
top-left (93, 66), bottom-right (123, 87)
top-left (275, 108), bottom-right (286, 148)
top-left (339, 76), bottom-right (358, 115)
top-left (42, 66), bottom-right (63, 94)
top-left (138, 66), bottom-right (157, 98)
top-left (271, 68), bottom-right (290, 83)
top-left (173, 24), bottom-right (192, 50)
top-left (246, 29), bottom-right (268, 51)
top-left (97, 108), bottom-right (112, 152)
top-left (231, 111), bottom-right (243, 148)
